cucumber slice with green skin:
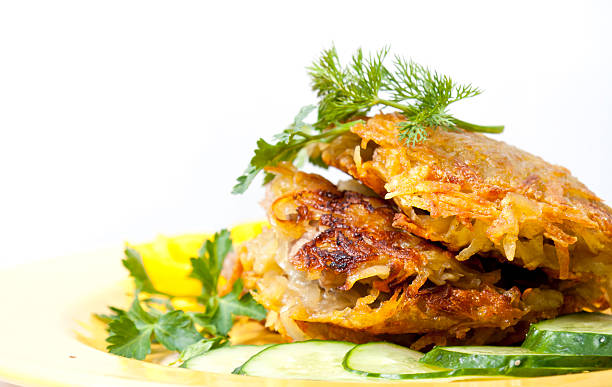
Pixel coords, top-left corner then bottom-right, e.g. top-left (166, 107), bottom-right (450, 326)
top-left (343, 342), bottom-right (589, 380)
top-left (234, 340), bottom-right (371, 381)
top-left (421, 346), bottom-right (612, 370)
top-left (182, 345), bottom-right (272, 374)
top-left (522, 313), bottom-right (612, 355)
top-left (343, 342), bottom-right (443, 377)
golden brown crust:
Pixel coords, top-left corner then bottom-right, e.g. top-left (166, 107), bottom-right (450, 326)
top-left (293, 226), bottom-right (427, 292)
top-left (238, 165), bottom-right (605, 346)
top-left (291, 283), bottom-right (525, 336)
top-left (264, 164), bottom-right (499, 293)
top-left (276, 188), bottom-right (434, 292)
top-left (320, 113), bottom-right (612, 291)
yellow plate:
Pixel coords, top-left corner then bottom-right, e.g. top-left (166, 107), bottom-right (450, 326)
top-left (1, 247), bottom-right (612, 387)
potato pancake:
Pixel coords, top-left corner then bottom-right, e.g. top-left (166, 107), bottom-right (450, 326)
top-left (237, 164), bottom-right (606, 348)
top-left (320, 113), bottom-right (612, 300)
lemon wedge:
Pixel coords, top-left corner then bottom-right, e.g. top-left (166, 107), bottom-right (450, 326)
top-left (131, 221), bottom-right (268, 297)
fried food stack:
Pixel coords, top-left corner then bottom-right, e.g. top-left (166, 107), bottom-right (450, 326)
top-left (236, 114), bottom-right (612, 349)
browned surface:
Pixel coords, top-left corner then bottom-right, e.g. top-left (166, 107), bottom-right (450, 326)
top-left (293, 225), bottom-right (427, 292)
top-left (238, 165), bottom-right (601, 347)
top-left (320, 113), bottom-right (612, 297)
top-left (289, 283), bottom-right (526, 339)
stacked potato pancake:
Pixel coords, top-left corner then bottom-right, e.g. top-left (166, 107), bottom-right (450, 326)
top-left (235, 114), bottom-right (611, 349)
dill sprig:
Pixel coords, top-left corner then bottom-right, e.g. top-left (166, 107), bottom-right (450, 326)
top-left (309, 46), bottom-right (503, 145)
top-left (232, 46), bottom-right (503, 194)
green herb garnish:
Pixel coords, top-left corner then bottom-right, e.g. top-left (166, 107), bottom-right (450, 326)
top-left (121, 247), bottom-right (162, 295)
top-left (106, 299), bottom-right (202, 360)
top-left (188, 229), bottom-right (267, 336)
top-left (233, 46), bottom-right (503, 194)
top-left (99, 229), bottom-right (267, 360)
top-left (232, 105), bottom-right (358, 194)
top-left (310, 46), bottom-right (503, 144)
top-left (178, 336), bottom-right (229, 365)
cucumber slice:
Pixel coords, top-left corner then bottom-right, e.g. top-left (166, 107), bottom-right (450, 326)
top-left (522, 313), bottom-right (612, 355)
top-left (343, 342), bottom-right (588, 380)
top-left (421, 346), bottom-right (612, 370)
top-left (235, 340), bottom-right (370, 381)
top-left (343, 342), bottom-right (443, 377)
top-left (182, 345), bottom-right (271, 374)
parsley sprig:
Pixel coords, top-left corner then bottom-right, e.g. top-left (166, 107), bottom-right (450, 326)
top-left (233, 46), bottom-right (503, 194)
top-left (98, 230), bottom-right (266, 360)
top-left (188, 229), bottom-right (266, 336)
top-left (232, 105), bottom-right (359, 194)
top-left (106, 299), bottom-right (202, 359)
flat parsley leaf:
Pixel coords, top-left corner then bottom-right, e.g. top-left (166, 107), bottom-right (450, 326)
top-left (190, 229), bottom-right (232, 298)
top-left (106, 298), bottom-right (202, 359)
top-left (107, 316), bottom-right (153, 360)
top-left (232, 107), bottom-right (359, 194)
top-left (102, 228), bottom-right (268, 360)
top-left (122, 247), bottom-right (157, 294)
top-left (178, 336), bottom-right (229, 365)
top-left (208, 279), bottom-right (267, 335)
top-left (232, 105), bottom-right (320, 194)
top-left (187, 311), bottom-right (220, 336)
top-left (189, 230), bottom-right (267, 335)
top-left (155, 311), bottom-right (204, 352)
top-left (95, 306), bottom-right (127, 325)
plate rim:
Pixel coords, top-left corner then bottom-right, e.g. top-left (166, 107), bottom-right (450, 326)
top-left (2, 248), bottom-right (612, 387)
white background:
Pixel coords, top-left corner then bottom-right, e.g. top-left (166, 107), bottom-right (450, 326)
top-left (0, 0), bottom-right (611, 269)
top-left (0, 1), bottom-right (610, 386)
